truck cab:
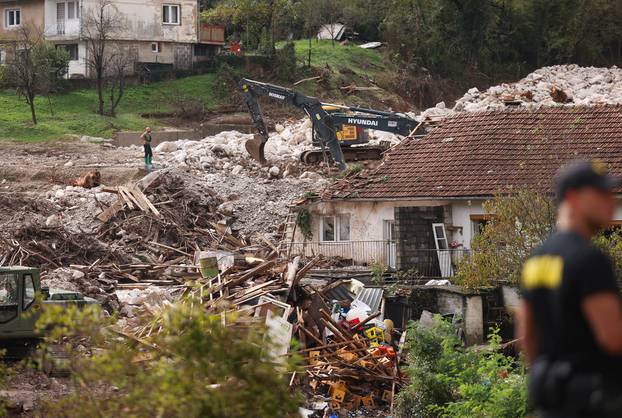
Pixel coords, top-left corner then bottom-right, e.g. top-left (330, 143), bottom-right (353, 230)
top-left (0, 267), bottom-right (97, 341)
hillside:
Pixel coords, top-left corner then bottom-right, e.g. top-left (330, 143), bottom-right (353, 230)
top-left (0, 42), bottom-right (417, 142)
top-left (288, 40), bottom-right (412, 111)
top-left (0, 74), bottom-right (221, 142)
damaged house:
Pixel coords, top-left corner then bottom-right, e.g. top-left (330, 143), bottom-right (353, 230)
top-left (290, 105), bottom-right (622, 277)
top-left (0, 0), bottom-right (225, 77)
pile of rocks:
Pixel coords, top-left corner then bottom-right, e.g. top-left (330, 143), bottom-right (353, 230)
top-left (148, 118), bottom-right (402, 179)
top-left (421, 65), bottom-right (622, 119)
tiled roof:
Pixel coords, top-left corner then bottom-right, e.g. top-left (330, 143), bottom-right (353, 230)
top-left (321, 105), bottom-right (622, 200)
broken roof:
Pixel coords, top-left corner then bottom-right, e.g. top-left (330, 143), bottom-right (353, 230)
top-left (321, 105), bottom-right (622, 200)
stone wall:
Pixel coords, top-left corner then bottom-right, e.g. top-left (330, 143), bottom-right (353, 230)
top-left (394, 206), bottom-right (445, 271)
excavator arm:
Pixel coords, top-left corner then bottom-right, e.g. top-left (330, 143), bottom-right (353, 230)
top-left (239, 78), bottom-right (347, 170)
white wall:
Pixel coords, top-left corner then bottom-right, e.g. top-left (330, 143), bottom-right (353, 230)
top-left (298, 200), bottom-right (449, 243)
top-left (66, 41), bottom-right (87, 76)
top-left (82, 0), bottom-right (198, 43)
top-left (449, 200), bottom-right (485, 249)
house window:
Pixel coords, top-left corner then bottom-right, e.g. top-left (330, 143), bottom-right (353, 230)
top-left (470, 214), bottom-right (492, 240)
top-left (23, 274), bottom-right (35, 310)
top-left (151, 42), bottom-right (161, 53)
top-left (162, 4), bottom-right (180, 25)
top-left (58, 44), bottom-right (78, 60)
top-left (321, 214), bottom-right (350, 242)
top-left (5, 9), bottom-right (20, 28)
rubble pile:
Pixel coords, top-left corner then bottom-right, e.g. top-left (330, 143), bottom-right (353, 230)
top-left (118, 251), bottom-right (403, 415)
top-left (421, 65), bottom-right (622, 119)
top-left (0, 169), bottom-right (251, 309)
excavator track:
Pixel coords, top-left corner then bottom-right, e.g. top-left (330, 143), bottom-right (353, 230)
top-left (300, 145), bottom-right (386, 165)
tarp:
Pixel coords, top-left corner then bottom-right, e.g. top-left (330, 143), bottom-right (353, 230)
top-left (317, 23), bottom-right (346, 40)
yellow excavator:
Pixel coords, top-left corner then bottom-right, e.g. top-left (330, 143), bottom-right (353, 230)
top-left (239, 78), bottom-right (422, 171)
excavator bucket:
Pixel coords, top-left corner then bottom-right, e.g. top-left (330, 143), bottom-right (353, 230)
top-left (245, 134), bottom-right (267, 164)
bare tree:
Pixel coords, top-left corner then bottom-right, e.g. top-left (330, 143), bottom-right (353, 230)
top-left (2, 24), bottom-right (69, 124)
top-left (106, 46), bottom-right (134, 116)
top-left (81, 0), bottom-right (126, 116)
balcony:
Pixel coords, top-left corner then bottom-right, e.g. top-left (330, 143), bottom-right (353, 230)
top-left (286, 240), bottom-right (469, 278)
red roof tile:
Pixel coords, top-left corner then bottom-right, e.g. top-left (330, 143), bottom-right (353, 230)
top-left (321, 105), bottom-right (622, 200)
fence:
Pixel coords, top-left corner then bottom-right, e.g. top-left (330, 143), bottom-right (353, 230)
top-left (286, 241), bottom-right (470, 278)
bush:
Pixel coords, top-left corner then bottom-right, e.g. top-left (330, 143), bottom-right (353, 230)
top-left (274, 42), bottom-right (297, 82)
top-left (395, 316), bottom-right (529, 418)
top-left (37, 301), bottom-right (302, 418)
top-left (455, 190), bottom-right (555, 288)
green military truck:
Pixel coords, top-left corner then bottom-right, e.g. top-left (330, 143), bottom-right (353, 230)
top-left (0, 266), bottom-right (97, 358)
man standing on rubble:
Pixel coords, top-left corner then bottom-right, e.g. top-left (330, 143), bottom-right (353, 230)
top-left (517, 159), bottom-right (622, 417)
top-left (140, 127), bottom-right (153, 170)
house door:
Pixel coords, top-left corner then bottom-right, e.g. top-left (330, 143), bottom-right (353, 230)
top-left (432, 223), bottom-right (453, 277)
top-left (56, 2), bottom-right (66, 35)
top-left (384, 220), bottom-right (396, 269)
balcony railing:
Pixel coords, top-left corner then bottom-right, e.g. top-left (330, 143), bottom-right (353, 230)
top-left (286, 240), bottom-right (470, 278)
top-left (57, 21), bottom-right (65, 35)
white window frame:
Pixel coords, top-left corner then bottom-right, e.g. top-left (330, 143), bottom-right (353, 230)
top-left (151, 42), bottom-right (161, 53)
top-left (320, 214), bottom-right (350, 242)
top-left (5, 8), bottom-right (21, 29)
top-left (162, 4), bottom-right (180, 25)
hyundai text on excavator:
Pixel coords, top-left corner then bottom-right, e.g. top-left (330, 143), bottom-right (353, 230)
top-left (239, 78), bottom-right (422, 171)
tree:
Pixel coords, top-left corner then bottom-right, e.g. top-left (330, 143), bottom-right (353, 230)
top-left (455, 190), bottom-right (556, 288)
top-left (1, 25), bottom-right (69, 124)
top-left (81, 0), bottom-right (128, 116)
top-left (106, 46), bottom-right (134, 117)
top-left (38, 301), bottom-right (302, 417)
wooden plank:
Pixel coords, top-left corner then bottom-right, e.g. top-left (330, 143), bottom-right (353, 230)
top-left (97, 199), bottom-right (125, 222)
top-left (131, 187), bottom-right (161, 217)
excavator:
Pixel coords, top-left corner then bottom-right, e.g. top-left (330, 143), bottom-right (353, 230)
top-left (239, 78), bottom-right (422, 171)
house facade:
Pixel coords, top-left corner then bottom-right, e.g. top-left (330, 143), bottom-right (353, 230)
top-left (1, 0), bottom-right (224, 77)
top-left (291, 105), bottom-right (622, 276)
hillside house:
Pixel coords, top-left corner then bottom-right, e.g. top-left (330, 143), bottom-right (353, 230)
top-left (290, 105), bottom-right (622, 277)
top-left (0, 0), bottom-right (224, 77)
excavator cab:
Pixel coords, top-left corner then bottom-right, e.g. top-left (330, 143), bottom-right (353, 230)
top-left (0, 267), bottom-right (97, 357)
top-left (322, 105), bottom-right (369, 145)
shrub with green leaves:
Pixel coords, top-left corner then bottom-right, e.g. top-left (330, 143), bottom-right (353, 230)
top-left (37, 301), bottom-right (302, 418)
top-left (395, 316), bottom-right (529, 418)
top-left (455, 190), bottom-right (556, 288)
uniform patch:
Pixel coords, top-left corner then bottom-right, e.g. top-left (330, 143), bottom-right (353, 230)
top-left (522, 255), bottom-right (564, 289)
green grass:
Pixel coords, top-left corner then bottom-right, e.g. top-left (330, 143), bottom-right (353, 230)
top-left (289, 39), bottom-right (388, 78)
top-left (0, 73), bottom-right (220, 141)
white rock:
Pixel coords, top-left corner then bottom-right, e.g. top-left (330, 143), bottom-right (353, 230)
top-left (155, 141), bottom-right (179, 153)
top-left (269, 166), bottom-right (280, 178)
top-left (231, 165), bottom-right (244, 175)
top-left (64, 161), bottom-right (74, 167)
top-left (45, 214), bottom-right (61, 227)
top-left (275, 124), bottom-right (285, 133)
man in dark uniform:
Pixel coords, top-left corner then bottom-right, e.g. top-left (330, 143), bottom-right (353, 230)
top-left (517, 160), bottom-right (622, 417)
top-left (140, 127), bottom-right (153, 170)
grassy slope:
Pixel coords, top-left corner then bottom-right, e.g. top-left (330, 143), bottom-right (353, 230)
top-left (285, 40), bottom-right (409, 110)
top-left (0, 73), bottom-right (220, 141)
top-left (291, 39), bottom-right (388, 78)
